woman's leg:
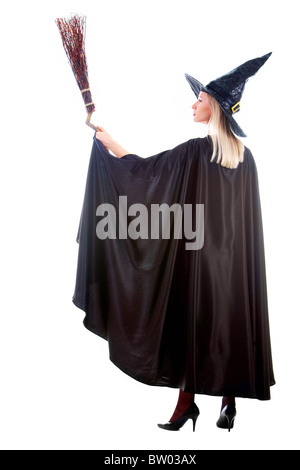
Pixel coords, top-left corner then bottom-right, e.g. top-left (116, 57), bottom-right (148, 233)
top-left (169, 389), bottom-right (195, 422)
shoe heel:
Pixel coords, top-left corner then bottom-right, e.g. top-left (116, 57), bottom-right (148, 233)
top-left (227, 416), bottom-right (235, 433)
top-left (192, 413), bottom-right (199, 432)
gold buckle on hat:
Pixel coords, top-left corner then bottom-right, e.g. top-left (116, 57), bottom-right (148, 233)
top-left (231, 102), bottom-right (241, 114)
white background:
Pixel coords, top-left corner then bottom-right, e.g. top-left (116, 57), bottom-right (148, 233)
top-left (0, 0), bottom-right (299, 450)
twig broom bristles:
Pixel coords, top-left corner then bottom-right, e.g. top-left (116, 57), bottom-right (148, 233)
top-left (55, 14), bottom-right (97, 131)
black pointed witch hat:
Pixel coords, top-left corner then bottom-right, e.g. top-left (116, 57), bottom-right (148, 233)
top-left (185, 52), bottom-right (272, 137)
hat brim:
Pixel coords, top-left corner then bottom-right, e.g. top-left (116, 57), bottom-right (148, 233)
top-left (185, 74), bottom-right (246, 138)
top-left (229, 117), bottom-right (246, 138)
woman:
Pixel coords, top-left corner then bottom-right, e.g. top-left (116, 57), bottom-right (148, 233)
top-left (73, 53), bottom-right (275, 432)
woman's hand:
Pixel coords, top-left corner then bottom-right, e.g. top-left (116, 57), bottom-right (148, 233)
top-left (96, 127), bottom-right (114, 150)
top-left (96, 126), bottom-right (130, 159)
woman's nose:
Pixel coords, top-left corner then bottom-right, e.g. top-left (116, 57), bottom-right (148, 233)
top-left (192, 102), bottom-right (197, 110)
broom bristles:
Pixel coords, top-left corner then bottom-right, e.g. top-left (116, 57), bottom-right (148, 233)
top-left (56, 14), bottom-right (95, 114)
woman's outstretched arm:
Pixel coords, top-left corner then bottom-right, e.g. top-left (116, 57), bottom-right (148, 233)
top-left (96, 127), bottom-right (129, 159)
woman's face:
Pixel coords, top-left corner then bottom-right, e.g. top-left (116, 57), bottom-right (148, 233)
top-left (192, 92), bottom-right (212, 124)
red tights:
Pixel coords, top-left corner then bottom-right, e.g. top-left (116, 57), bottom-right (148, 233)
top-left (170, 389), bottom-right (195, 422)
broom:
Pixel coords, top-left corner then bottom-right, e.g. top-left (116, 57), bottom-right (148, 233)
top-left (55, 14), bottom-right (97, 131)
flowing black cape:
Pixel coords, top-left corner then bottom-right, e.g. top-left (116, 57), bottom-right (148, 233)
top-left (73, 135), bottom-right (275, 400)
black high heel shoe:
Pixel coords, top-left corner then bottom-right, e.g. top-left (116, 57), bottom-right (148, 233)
top-left (157, 402), bottom-right (200, 432)
top-left (216, 402), bottom-right (237, 432)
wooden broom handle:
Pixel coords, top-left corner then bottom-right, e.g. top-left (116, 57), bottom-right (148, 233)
top-left (86, 112), bottom-right (98, 131)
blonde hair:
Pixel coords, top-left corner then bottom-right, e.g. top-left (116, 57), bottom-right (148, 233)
top-left (207, 95), bottom-right (244, 169)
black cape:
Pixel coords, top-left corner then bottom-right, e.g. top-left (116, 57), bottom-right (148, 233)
top-left (73, 135), bottom-right (275, 400)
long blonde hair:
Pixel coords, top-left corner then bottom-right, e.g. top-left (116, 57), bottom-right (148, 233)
top-left (207, 95), bottom-right (244, 169)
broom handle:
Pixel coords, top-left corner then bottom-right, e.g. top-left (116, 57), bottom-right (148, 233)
top-left (86, 112), bottom-right (98, 131)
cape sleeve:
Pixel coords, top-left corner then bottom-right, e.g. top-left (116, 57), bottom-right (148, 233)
top-left (73, 136), bottom-right (194, 347)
